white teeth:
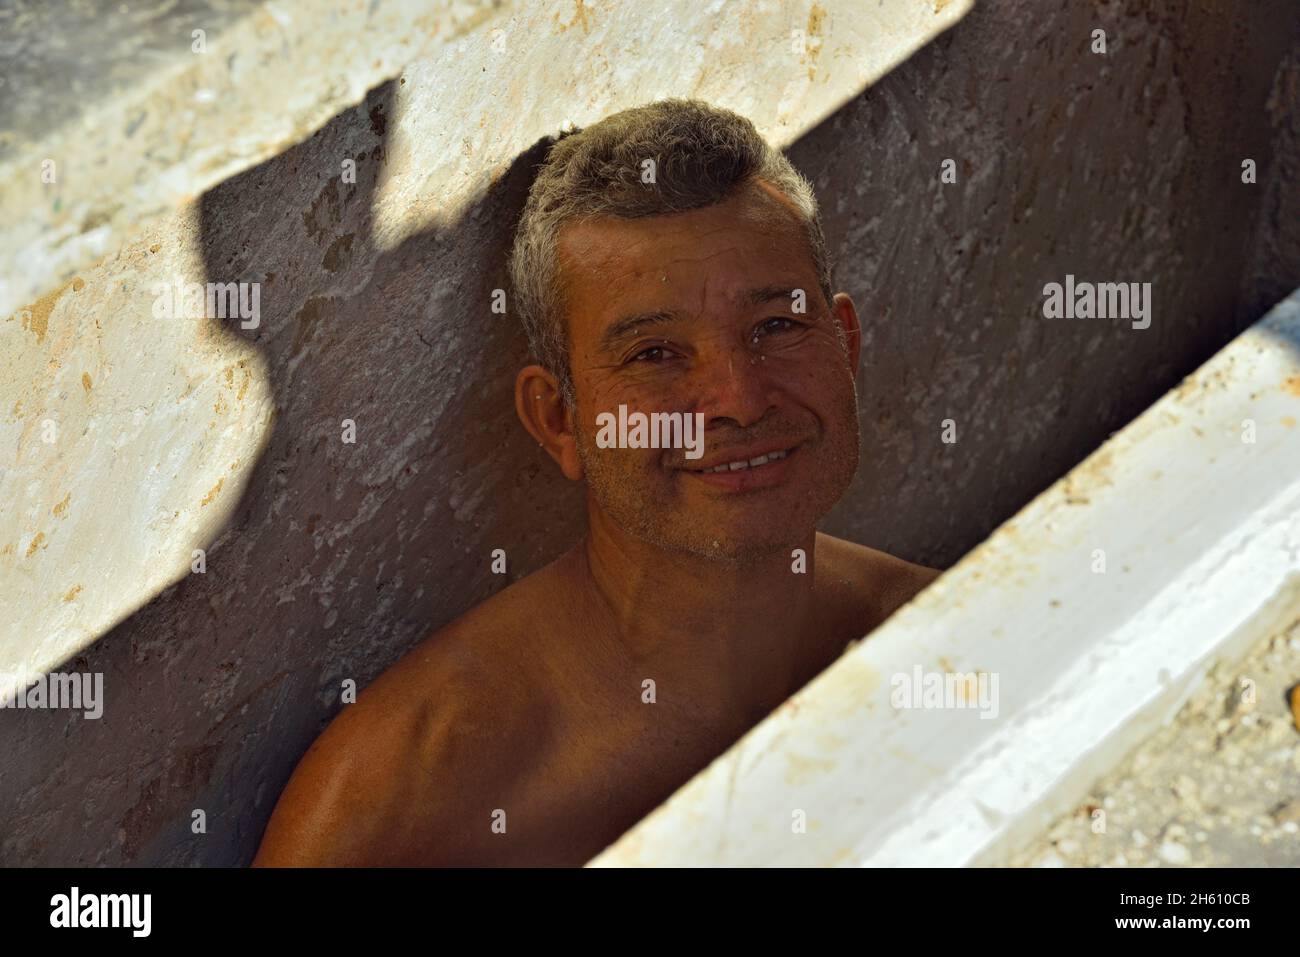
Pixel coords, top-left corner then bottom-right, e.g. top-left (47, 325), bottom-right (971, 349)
top-left (699, 449), bottom-right (790, 473)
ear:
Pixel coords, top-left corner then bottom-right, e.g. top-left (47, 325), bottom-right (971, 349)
top-left (830, 292), bottom-right (861, 380)
top-left (515, 365), bottom-right (584, 482)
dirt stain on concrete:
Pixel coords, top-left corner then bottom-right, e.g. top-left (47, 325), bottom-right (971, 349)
top-left (26, 532), bottom-right (46, 557)
top-left (292, 297), bottom-right (330, 357)
top-left (200, 478), bottom-right (224, 506)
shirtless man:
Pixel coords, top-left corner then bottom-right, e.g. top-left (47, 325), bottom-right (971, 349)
top-left (253, 99), bottom-right (940, 867)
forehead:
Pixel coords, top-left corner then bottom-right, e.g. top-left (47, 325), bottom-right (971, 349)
top-left (555, 179), bottom-right (817, 342)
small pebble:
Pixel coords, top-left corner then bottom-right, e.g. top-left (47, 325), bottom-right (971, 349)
top-left (1157, 841), bottom-right (1190, 865)
top-left (1274, 801), bottom-right (1300, 824)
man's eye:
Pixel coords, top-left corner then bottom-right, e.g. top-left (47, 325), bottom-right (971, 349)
top-left (629, 345), bottom-right (672, 363)
top-left (755, 317), bottom-right (800, 338)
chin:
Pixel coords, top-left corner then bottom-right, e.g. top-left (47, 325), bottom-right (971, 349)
top-left (664, 524), bottom-right (808, 567)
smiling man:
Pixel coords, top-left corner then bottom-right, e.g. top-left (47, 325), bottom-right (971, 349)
top-left (253, 99), bottom-right (940, 867)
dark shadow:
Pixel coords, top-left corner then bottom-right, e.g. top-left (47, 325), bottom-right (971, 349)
top-left (0, 79), bottom-right (586, 866)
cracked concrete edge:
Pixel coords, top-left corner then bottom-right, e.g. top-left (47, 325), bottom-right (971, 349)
top-left (0, 0), bottom-right (512, 320)
top-left (588, 287), bottom-right (1300, 867)
top-left (1008, 594), bottom-right (1300, 867)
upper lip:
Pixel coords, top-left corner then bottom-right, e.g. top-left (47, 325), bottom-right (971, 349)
top-left (679, 441), bottom-right (801, 471)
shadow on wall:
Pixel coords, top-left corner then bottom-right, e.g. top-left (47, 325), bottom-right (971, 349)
top-left (799, 0), bottom-right (1300, 557)
top-left (1, 79), bottom-right (581, 866)
top-left (1, 0), bottom-right (1297, 867)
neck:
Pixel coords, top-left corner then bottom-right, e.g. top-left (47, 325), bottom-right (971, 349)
top-left (567, 502), bottom-right (822, 726)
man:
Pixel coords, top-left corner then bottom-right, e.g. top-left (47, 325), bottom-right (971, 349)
top-left (253, 99), bottom-right (940, 867)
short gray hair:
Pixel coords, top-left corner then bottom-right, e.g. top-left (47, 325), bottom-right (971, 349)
top-left (508, 98), bottom-right (834, 401)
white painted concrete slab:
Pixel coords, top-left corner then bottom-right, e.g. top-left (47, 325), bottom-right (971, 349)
top-left (0, 0), bottom-right (511, 320)
top-left (1, 0), bottom-right (977, 319)
top-left (589, 288), bottom-right (1300, 867)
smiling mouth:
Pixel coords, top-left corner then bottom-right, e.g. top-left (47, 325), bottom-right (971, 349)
top-left (689, 448), bottom-right (793, 474)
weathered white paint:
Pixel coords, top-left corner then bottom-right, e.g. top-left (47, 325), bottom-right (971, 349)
top-left (0, 0), bottom-right (977, 320)
top-left (589, 288), bottom-right (1300, 867)
top-left (0, 207), bottom-right (275, 703)
top-left (0, 0), bottom-right (511, 320)
top-left (369, 0), bottom-right (979, 251)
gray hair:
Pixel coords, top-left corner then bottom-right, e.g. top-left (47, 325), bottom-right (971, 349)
top-left (508, 98), bottom-right (834, 402)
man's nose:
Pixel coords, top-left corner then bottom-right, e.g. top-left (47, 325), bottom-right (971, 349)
top-left (687, 339), bottom-right (777, 429)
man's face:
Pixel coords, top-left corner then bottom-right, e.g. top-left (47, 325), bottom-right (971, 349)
top-left (556, 178), bottom-right (861, 565)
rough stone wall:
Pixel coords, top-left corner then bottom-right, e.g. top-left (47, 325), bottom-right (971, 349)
top-left (799, 0), bottom-right (1300, 566)
top-left (1, 0), bottom-right (1297, 865)
top-left (1244, 43), bottom-right (1300, 323)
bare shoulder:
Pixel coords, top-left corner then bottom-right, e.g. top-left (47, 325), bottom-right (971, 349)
top-left (252, 560), bottom-right (570, 867)
top-left (815, 531), bottom-right (942, 623)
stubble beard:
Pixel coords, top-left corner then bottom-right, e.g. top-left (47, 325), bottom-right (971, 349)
top-left (573, 412), bottom-right (859, 569)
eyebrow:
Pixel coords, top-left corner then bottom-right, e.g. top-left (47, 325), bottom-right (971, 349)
top-left (597, 284), bottom-right (807, 353)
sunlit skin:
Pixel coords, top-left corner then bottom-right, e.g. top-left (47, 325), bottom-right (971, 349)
top-left (550, 178), bottom-right (861, 568)
top-left (252, 178), bottom-right (940, 868)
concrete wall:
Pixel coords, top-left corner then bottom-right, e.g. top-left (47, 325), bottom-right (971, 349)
top-left (800, 0), bottom-right (1300, 566)
top-left (2, 0), bottom-right (1298, 865)
top-left (0, 0), bottom-right (510, 318)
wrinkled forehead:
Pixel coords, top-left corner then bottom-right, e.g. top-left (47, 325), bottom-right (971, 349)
top-left (555, 179), bottom-right (816, 344)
